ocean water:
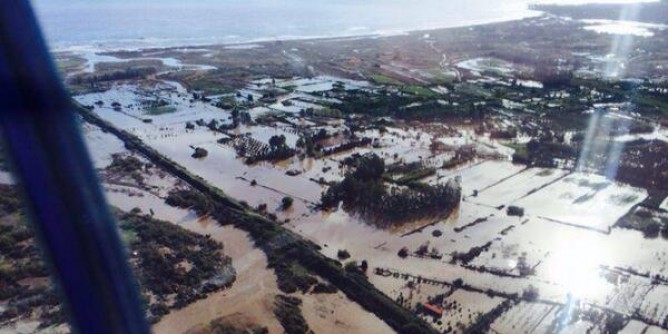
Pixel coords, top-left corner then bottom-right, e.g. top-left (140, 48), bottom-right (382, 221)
top-left (30, 0), bottom-right (656, 51)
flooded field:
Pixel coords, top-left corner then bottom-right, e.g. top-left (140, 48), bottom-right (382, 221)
top-left (73, 69), bottom-right (668, 334)
top-left (86, 141), bottom-right (393, 334)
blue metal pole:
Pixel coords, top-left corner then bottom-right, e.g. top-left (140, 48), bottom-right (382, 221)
top-left (0, 1), bottom-right (150, 333)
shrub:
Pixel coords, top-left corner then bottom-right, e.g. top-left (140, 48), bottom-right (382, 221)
top-left (522, 286), bottom-right (539, 301)
top-left (282, 196), bottom-right (294, 209)
top-left (360, 260), bottom-right (368, 273)
top-left (312, 283), bottom-right (338, 294)
top-left (398, 247), bottom-right (409, 258)
top-left (191, 147), bottom-right (208, 159)
top-left (640, 220), bottom-right (661, 238)
top-left (273, 295), bottom-right (310, 334)
top-left (337, 249), bottom-right (351, 260)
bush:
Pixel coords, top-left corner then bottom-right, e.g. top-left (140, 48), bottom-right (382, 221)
top-left (344, 261), bottom-right (359, 273)
top-left (282, 196), bottom-right (294, 209)
top-left (312, 283), bottom-right (338, 294)
top-left (640, 220), bottom-right (661, 238)
top-left (522, 286), bottom-right (539, 301)
top-left (191, 147), bottom-right (208, 159)
top-left (398, 247), bottom-right (409, 258)
top-left (165, 189), bottom-right (215, 216)
top-left (337, 249), bottom-right (351, 260)
top-left (273, 295), bottom-right (310, 334)
top-left (321, 153), bottom-right (461, 226)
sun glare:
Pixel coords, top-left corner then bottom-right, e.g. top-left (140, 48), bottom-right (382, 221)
top-left (547, 237), bottom-right (609, 301)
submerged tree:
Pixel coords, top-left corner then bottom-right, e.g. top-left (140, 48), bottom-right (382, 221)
top-left (321, 153), bottom-right (461, 227)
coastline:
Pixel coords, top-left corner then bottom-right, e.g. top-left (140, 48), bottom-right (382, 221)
top-left (50, 10), bottom-right (543, 54)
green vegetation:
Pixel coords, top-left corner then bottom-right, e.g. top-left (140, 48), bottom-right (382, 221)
top-left (334, 89), bottom-right (417, 116)
top-left (107, 154), bottom-right (146, 184)
top-left (191, 317), bottom-right (269, 334)
top-left (401, 85), bottom-right (439, 99)
top-left (312, 282), bottom-right (338, 294)
top-left (166, 189), bottom-right (217, 216)
top-left (233, 134), bottom-right (296, 164)
top-left (504, 142), bottom-right (528, 161)
top-left (69, 66), bottom-right (158, 91)
top-left (617, 207), bottom-right (668, 239)
top-left (273, 295), bottom-right (312, 334)
top-left (337, 249), bottom-right (351, 260)
top-left (274, 262), bottom-right (318, 294)
top-left (511, 138), bottom-right (576, 168)
top-left (143, 99), bottom-right (177, 115)
top-left (192, 147), bottom-right (209, 159)
top-left (634, 93), bottom-right (668, 117)
top-left (118, 210), bottom-right (236, 321)
top-left (0, 186), bottom-right (60, 328)
top-left (0, 184), bottom-right (234, 327)
top-left (146, 105), bottom-right (177, 115)
top-left (321, 154), bottom-right (461, 227)
top-left (299, 106), bottom-right (344, 118)
top-left (282, 196), bottom-right (294, 209)
top-left (395, 167), bottom-right (436, 186)
top-left (186, 77), bottom-right (234, 96)
top-left (370, 74), bottom-right (403, 86)
top-left (76, 101), bottom-right (450, 334)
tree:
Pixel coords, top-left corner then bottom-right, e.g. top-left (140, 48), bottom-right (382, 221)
top-left (207, 119), bottom-right (219, 131)
top-left (398, 247), bottom-right (409, 258)
top-left (522, 285), bottom-right (539, 301)
top-left (353, 154), bottom-right (385, 181)
top-left (641, 220), bottom-right (661, 238)
top-left (337, 249), bottom-right (351, 260)
top-left (191, 147), bottom-right (208, 159)
top-left (344, 261), bottom-right (358, 273)
top-left (269, 135), bottom-right (287, 148)
top-left (282, 196), bottom-right (294, 209)
top-left (333, 81), bottom-right (345, 92)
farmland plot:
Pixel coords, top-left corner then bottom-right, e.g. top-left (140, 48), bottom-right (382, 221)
top-left (471, 168), bottom-right (569, 208)
top-left (490, 302), bottom-right (560, 334)
top-left (514, 173), bottom-right (647, 232)
top-left (638, 285), bottom-right (668, 325)
top-left (440, 289), bottom-right (505, 334)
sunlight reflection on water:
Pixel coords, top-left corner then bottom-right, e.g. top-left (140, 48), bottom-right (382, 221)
top-left (547, 237), bottom-right (609, 301)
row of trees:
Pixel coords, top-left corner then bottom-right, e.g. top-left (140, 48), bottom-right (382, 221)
top-left (321, 154), bottom-right (461, 227)
top-left (231, 134), bottom-right (296, 164)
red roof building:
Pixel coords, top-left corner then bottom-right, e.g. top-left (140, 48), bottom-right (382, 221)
top-left (423, 303), bottom-right (443, 317)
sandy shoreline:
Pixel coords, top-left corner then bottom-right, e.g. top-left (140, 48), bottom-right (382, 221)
top-left (51, 11), bottom-right (542, 55)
